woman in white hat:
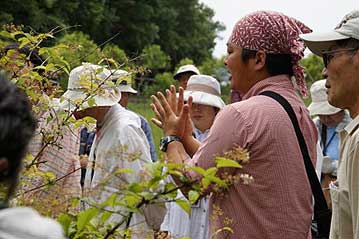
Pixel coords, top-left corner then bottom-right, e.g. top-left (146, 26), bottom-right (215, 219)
top-left (161, 75), bottom-right (225, 239)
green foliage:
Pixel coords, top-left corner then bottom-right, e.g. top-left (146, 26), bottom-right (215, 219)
top-left (300, 54), bottom-right (325, 84)
top-left (142, 72), bottom-right (174, 98)
top-left (55, 31), bottom-right (101, 69)
top-left (0, 0), bottom-right (224, 68)
top-left (175, 58), bottom-right (195, 72)
top-left (102, 44), bottom-right (129, 67)
top-left (153, 0), bottom-right (225, 65)
top-left (141, 44), bottom-right (171, 73)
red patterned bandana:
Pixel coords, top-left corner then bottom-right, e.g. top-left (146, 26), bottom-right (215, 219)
top-left (229, 11), bottom-right (312, 97)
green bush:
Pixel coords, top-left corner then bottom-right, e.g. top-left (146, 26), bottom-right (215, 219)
top-left (142, 72), bottom-right (174, 98)
top-left (141, 44), bottom-right (171, 73)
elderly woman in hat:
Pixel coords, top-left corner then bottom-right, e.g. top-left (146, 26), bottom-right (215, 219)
top-left (160, 75), bottom-right (225, 239)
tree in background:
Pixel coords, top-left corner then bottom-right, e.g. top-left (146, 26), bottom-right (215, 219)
top-left (300, 53), bottom-right (325, 84)
top-left (0, 0), bottom-right (224, 69)
top-left (141, 44), bottom-right (171, 74)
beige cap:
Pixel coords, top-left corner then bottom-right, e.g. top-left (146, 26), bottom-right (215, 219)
top-left (300, 10), bottom-right (359, 56)
top-left (173, 64), bottom-right (200, 80)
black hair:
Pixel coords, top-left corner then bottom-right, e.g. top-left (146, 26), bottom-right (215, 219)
top-left (241, 48), bottom-right (294, 77)
top-left (336, 38), bottom-right (359, 49)
top-left (174, 72), bottom-right (196, 80)
top-left (0, 72), bottom-right (37, 199)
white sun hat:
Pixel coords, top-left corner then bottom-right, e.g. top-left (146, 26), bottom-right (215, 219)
top-left (109, 69), bottom-right (137, 94)
top-left (173, 64), bottom-right (200, 80)
top-left (60, 63), bottom-right (121, 111)
top-left (300, 10), bottom-right (359, 56)
top-left (183, 75), bottom-right (225, 109)
top-left (308, 79), bottom-right (342, 116)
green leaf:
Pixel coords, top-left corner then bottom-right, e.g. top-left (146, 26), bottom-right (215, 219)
top-left (18, 37), bottom-right (31, 49)
top-left (100, 211), bottom-right (112, 223)
top-left (175, 199), bottom-right (190, 215)
top-left (189, 166), bottom-right (206, 175)
top-left (87, 97), bottom-right (96, 107)
top-left (123, 194), bottom-right (142, 209)
top-left (100, 193), bottom-right (117, 208)
top-left (128, 183), bottom-right (143, 193)
top-left (215, 157), bottom-right (243, 169)
top-left (188, 190), bottom-right (200, 204)
top-left (57, 214), bottom-right (72, 236)
top-left (77, 207), bottom-right (99, 231)
top-left (207, 175), bottom-right (227, 188)
top-left (115, 168), bottom-right (134, 175)
top-left (0, 30), bottom-right (15, 40)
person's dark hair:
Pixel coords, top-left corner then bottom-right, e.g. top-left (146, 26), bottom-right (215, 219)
top-left (241, 48), bottom-right (294, 77)
top-left (336, 38), bottom-right (359, 49)
top-left (174, 72), bottom-right (196, 80)
top-left (0, 72), bottom-right (37, 199)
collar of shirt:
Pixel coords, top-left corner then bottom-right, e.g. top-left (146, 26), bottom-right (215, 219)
top-left (194, 128), bottom-right (210, 142)
top-left (335, 110), bottom-right (352, 133)
top-left (241, 74), bottom-right (294, 100)
top-left (344, 113), bottom-right (359, 136)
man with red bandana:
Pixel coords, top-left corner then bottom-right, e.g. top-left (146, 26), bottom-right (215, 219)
top-left (151, 11), bottom-right (317, 239)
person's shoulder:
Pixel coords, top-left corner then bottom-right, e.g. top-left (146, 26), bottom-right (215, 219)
top-left (0, 207), bottom-right (65, 239)
top-left (229, 95), bottom-right (286, 117)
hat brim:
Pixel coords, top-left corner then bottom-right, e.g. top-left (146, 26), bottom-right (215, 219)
top-left (300, 31), bottom-right (350, 56)
top-left (118, 85), bottom-right (137, 94)
top-left (174, 71), bottom-right (198, 80)
top-left (59, 89), bottom-right (121, 111)
top-left (183, 91), bottom-right (225, 109)
top-left (308, 101), bottom-right (342, 116)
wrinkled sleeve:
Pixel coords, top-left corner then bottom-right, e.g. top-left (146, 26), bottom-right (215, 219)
top-left (114, 125), bottom-right (152, 184)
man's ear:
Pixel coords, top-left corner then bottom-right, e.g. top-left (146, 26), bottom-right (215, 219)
top-left (253, 51), bottom-right (266, 71)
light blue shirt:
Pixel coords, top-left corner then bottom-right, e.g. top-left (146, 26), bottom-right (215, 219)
top-left (324, 126), bottom-right (339, 161)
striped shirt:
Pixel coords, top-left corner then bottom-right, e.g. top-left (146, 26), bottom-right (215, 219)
top-left (24, 116), bottom-right (81, 214)
top-left (187, 75), bottom-right (318, 239)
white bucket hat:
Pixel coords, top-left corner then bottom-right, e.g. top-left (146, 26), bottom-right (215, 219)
top-left (173, 64), bottom-right (200, 80)
top-left (110, 69), bottom-right (137, 94)
top-left (300, 10), bottom-right (359, 56)
top-left (308, 79), bottom-right (342, 116)
top-left (183, 75), bottom-right (225, 109)
top-left (60, 63), bottom-right (121, 111)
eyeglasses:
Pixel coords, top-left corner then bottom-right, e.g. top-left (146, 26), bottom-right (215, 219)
top-left (322, 48), bottom-right (358, 67)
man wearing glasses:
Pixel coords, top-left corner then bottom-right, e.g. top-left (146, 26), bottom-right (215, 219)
top-left (301, 10), bottom-right (359, 239)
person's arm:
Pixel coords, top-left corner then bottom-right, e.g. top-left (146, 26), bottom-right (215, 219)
top-left (140, 116), bottom-right (158, 162)
top-left (181, 135), bottom-right (201, 157)
top-left (349, 142), bottom-right (359, 239)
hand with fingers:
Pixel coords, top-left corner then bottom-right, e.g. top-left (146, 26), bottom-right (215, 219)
top-left (150, 86), bottom-right (192, 139)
